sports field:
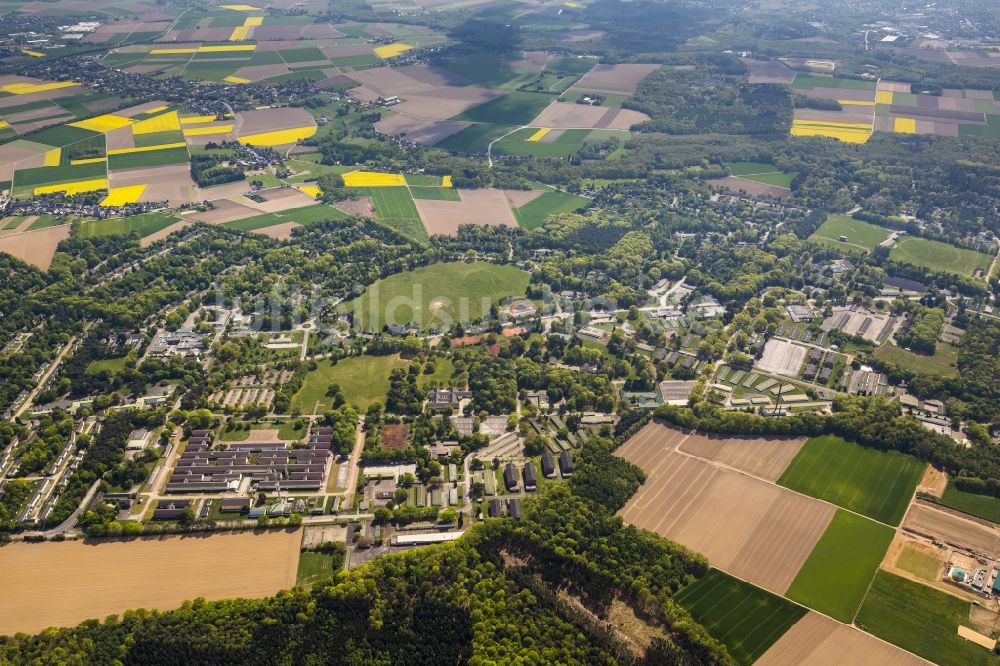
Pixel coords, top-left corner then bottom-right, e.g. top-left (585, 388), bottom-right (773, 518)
top-left (857, 571), bottom-right (1000, 666)
top-left (675, 569), bottom-right (806, 665)
top-left (809, 215), bottom-right (891, 251)
top-left (777, 435), bottom-right (926, 525)
top-left (291, 354), bottom-right (407, 413)
top-left (513, 191), bottom-right (588, 230)
top-left (453, 91), bottom-right (555, 124)
top-left (939, 481), bottom-right (1000, 523)
top-left (785, 510), bottom-right (894, 622)
top-left (345, 261), bottom-right (530, 331)
top-left (889, 236), bottom-right (993, 278)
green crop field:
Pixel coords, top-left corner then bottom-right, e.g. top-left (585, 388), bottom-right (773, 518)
top-left (778, 435), bottom-right (925, 525)
top-left (493, 128), bottom-right (592, 158)
top-left (890, 236), bottom-right (993, 278)
top-left (77, 212), bottom-right (179, 239)
top-left (108, 146), bottom-right (189, 170)
top-left (857, 571), bottom-right (1000, 666)
top-left (438, 49), bottom-right (534, 88)
top-left (809, 215), bottom-right (891, 251)
top-left (873, 342), bottom-right (959, 378)
top-left (513, 191), bottom-right (589, 230)
top-left (403, 174), bottom-right (442, 186)
top-left (291, 355), bottom-right (407, 413)
top-left (224, 204), bottom-right (344, 233)
top-left (675, 569), bottom-right (806, 666)
top-left (296, 550), bottom-right (343, 588)
top-left (453, 91), bottom-right (555, 124)
top-left (939, 481), bottom-right (1000, 523)
top-left (785, 510), bottom-right (894, 622)
top-left (13, 161), bottom-right (107, 188)
top-left (727, 162), bottom-right (795, 188)
top-left (364, 187), bottom-right (419, 220)
top-left (132, 130), bottom-right (185, 147)
top-left (278, 47), bottom-right (327, 63)
top-left (224, 214), bottom-right (287, 232)
top-left (791, 75), bottom-right (876, 90)
top-left (345, 260), bottom-right (530, 331)
top-left (409, 186), bottom-right (460, 201)
top-left (435, 124), bottom-right (517, 154)
top-left (26, 123), bottom-right (99, 147)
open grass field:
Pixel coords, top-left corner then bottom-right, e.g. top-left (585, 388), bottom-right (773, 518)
top-left (453, 91), bottom-right (555, 124)
top-left (345, 261), bottom-right (529, 332)
top-left (897, 545), bottom-right (942, 581)
top-left (785, 510), bottom-right (894, 622)
top-left (857, 571), bottom-right (1000, 666)
top-left (939, 481), bottom-right (1000, 524)
top-left (727, 162), bottom-right (794, 188)
top-left (809, 215), bottom-right (891, 251)
top-left (890, 236), bottom-right (993, 278)
top-left (513, 190), bottom-right (588, 230)
top-left (675, 569), bottom-right (806, 666)
top-left (435, 123), bottom-right (516, 154)
top-left (874, 342), bottom-right (959, 378)
top-left (76, 212), bottom-right (179, 239)
top-left (296, 550), bottom-right (342, 588)
top-left (0, 530), bottom-right (301, 635)
top-left (291, 354), bottom-right (407, 413)
top-left (86, 353), bottom-right (134, 374)
top-left (777, 435), bottom-right (925, 525)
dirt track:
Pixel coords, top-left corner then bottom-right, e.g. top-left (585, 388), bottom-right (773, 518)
top-left (757, 612), bottom-right (923, 665)
top-left (0, 530), bottom-right (301, 635)
top-left (618, 423), bottom-right (834, 594)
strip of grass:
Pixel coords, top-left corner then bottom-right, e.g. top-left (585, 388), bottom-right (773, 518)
top-left (513, 191), bottom-right (589, 230)
top-left (409, 186), bottom-right (460, 201)
top-left (435, 123), bottom-right (517, 154)
top-left (939, 480), bottom-right (1000, 523)
top-left (108, 146), bottom-right (189, 170)
top-left (76, 212), bottom-right (179, 238)
top-left (453, 91), bottom-right (555, 124)
top-left (675, 569), bottom-right (806, 666)
top-left (889, 236), bottom-right (992, 279)
top-left (809, 215), bottom-right (891, 251)
top-left (344, 260), bottom-right (530, 332)
top-left (777, 435), bottom-right (925, 525)
top-left (857, 571), bottom-right (1000, 666)
top-left (291, 355), bottom-right (407, 413)
top-left (224, 213), bottom-right (286, 232)
top-left (785, 510), bottom-right (894, 622)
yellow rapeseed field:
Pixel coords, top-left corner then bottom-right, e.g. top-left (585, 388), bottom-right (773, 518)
top-left (144, 105), bottom-right (168, 114)
top-left (1, 81), bottom-right (77, 95)
top-left (837, 100), bottom-right (875, 106)
top-left (100, 185), bottom-right (147, 206)
top-left (441, 175), bottom-right (452, 187)
top-left (229, 26), bottom-right (252, 41)
top-left (21, 50), bottom-right (45, 58)
top-left (43, 148), bottom-right (60, 167)
top-left (341, 170), bottom-right (407, 187)
top-left (220, 3), bottom-right (260, 10)
top-left (373, 43), bottom-right (414, 59)
top-left (70, 114), bottom-right (134, 133)
top-left (180, 115), bottom-right (222, 125)
top-left (132, 110), bottom-right (181, 135)
top-left (224, 76), bottom-right (251, 84)
top-left (69, 157), bottom-right (106, 165)
top-left (150, 45), bottom-right (255, 55)
top-left (107, 142), bottom-right (186, 156)
top-left (299, 185), bottom-right (322, 199)
top-left (244, 16), bottom-right (264, 26)
top-left (875, 90), bottom-right (894, 105)
top-left (526, 127), bottom-right (551, 142)
top-left (182, 125), bottom-right (234, 137)
top-left (894, 117), bottom-right (916, 134)
top-left (238, 126), bottom-right (316, 146)
top-left (790, 119), bottom-right (872, 144)
top-left (34, 178), bottom-right (109, 196)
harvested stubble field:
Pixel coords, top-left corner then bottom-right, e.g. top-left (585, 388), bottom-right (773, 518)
top-left (0, 530), bottom-right (301, 635)
top-left (756, 610), bottom-right (924, 666)
top-left (617, 422), bottom-right (835, 594)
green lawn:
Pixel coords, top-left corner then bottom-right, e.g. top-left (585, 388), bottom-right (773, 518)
top-left (939, 480), bottom-right (1000, 523)
top-left (874, 342), bottom-right (959, 378)
top-left (785, 510), bottom-right (894, 622)
top-left (675, 569), bottom-right (806, 666)
top-left (890, 236), bottom-right (993, 279)
top-left (296, 549), bottom-right (345, 587)
top-left (726, 162), bottom-right (794, 187)
top-left (778, 435), bottom-right (925, 525)
top-left (291, 355), bottom-right (407, 413)
top-left (857, 571), bottom-right (1000, 666)
top-left (809, 215), bottom-right (891, 251)
top-left (435, 124), bottom-right (518, 154)
top-left (513, 191), bottom-right (589, 230)
top-left (453, 91), bottom-right (555, 125)
top-left (344, 260), bottom-right (530, 331)
top-left (86, 353), bottom-right (133, 374)
top-left (76, 212), bottom-right (179, 239)
top-left (409, 186), bottom-right (460, 201)
top-left (108, 146), bottom-right (189, 170)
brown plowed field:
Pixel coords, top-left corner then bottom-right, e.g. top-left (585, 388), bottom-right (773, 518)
top-left (236, 107), bottom-right (315, 135)
top-left (757, 612), bottom-right (924, 665)
top-left (904, 503), bottom-right (1000, 555)
top-left (141, 220), bottom-right (193, 247)
top-left (503, 189), bottom-right (543, 208)
top-left (677, 432), bottom-right (805, 481)
top-left (109, 164), bottom-right (199, 207)
top-left (0, 224), bottom-right (69, 269)
top-left (395, 87), bottom-right (503, 121)
top-left (618, 422), bottom-right (834, 594)
top-left (375, 115), bottom-right (470, 145)
top-left (530, 102), bottom-right (650, 130)
top-left (189, 198), bottom-right (260, 224)
top-left (415, 188), bottom-right (518, 236)
top-left (569, 63), bottom-right (660, 95)
top-left (0, 530), bottom-right (301, 635)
